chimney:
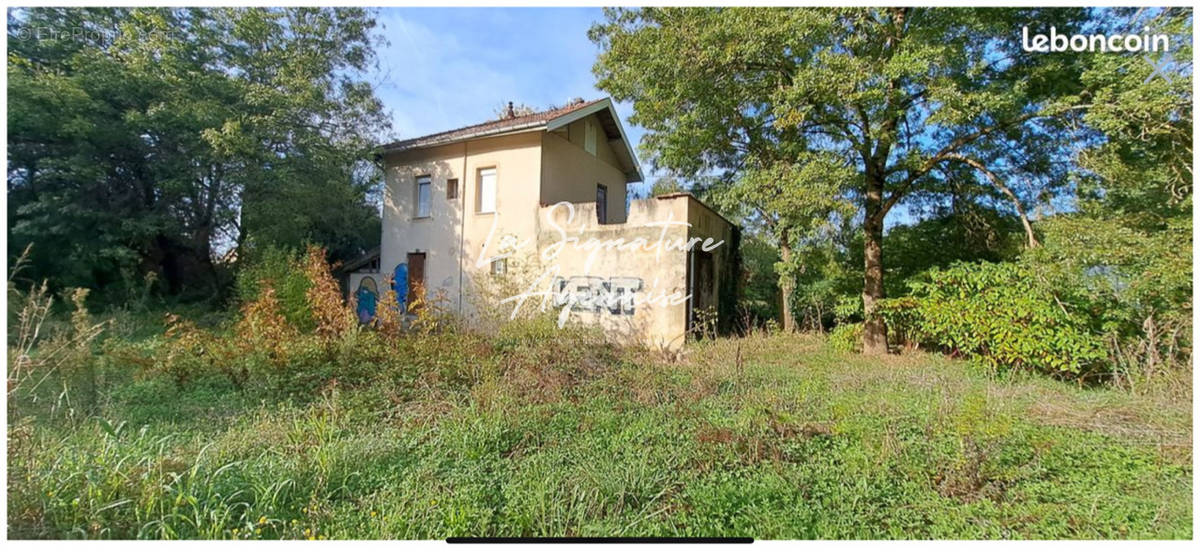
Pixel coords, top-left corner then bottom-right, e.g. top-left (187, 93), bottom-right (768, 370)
top-left (505, 101), bottom-right (515, 119)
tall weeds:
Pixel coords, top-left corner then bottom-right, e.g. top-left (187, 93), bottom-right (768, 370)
top-left (7, 245), bottom-right (106, 419)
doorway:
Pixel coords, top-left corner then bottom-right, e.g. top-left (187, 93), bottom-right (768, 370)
top-left (406, 252), bottom-right (426, 307)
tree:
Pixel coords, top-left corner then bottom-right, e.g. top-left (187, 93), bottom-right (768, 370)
top-left (8, 8), bottom-right (389, 301)
top-left (591, 7), bottom-right (1091, 352)
top-left (1024, 8), bottom-right (1192, 383)
top-left (703, 155), bottom-right (854, 331)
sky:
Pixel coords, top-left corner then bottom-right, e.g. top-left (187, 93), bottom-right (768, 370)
top-left (371, 7), bottom-right (656, 194)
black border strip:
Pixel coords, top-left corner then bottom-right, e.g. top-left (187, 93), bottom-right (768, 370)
top-left (448, 537), bottom-right (752, 543)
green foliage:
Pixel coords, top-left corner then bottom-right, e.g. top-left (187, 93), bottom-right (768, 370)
top-left (736, 236), bottom-right (781, 326)
top-left (1021, 217), bottom-right (1191, 387)
top-left (234, 247), bottom-right (314, 331)
top-left (7, 7), bottom-right (388, 302)
top-left (7, 333), bottom-right (1191, 539)
top-left (882, 208), bottom-right (1026, 297)
top-left (591, 7), bottom-right (1098, 347)
top-left (881, 262), bottom-right (1105, 377)
top-left (827, 322), bottom-right (862, 354)
top-left (1031, 8), bottom-right (1192, 387)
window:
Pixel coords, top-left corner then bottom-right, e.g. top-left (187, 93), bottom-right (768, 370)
top-left (491, 258), bottom-right (507, 275)
top-left (596, 184), bottom-right (608, 224)
top-left (416, 176), bottom-right (431, 218)
top-left (584, 120), bottom-right (597, 155)
top-left (446, 178), bottom-right (459, 200)
top-left (478, 168), bottom-right (497, 213)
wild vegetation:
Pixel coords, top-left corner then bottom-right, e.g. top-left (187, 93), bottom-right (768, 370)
top-left (5, 6), bottom-right (1193, 540)
top-left (7, 250), bottom-right (1192, 539)
top-left (7, 7), bottom-right (387, 301)
top-left (592, 6), bottom-right (1192, 369)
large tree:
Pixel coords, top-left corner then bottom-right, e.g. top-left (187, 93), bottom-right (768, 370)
top-left (8, 8), bottom-right (388, 300)
top-left (591, 7), bottom-right (1092, 352)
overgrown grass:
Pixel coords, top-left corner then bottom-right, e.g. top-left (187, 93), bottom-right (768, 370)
top-left (7, 248), bottom-right (1191, 539)
top-left (8, 330), bottom-right (1191, 539)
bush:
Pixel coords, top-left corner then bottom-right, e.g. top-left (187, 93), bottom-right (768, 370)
top-left (235, 246), bottom-right (314, 331)
top-left (828, 322), bottom-right (862, 353)
top-left (880, 261), bottom-right (1105, 377)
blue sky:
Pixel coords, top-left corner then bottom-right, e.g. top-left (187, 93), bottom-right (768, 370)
top-left (371, 8), bottom-right (655, 194)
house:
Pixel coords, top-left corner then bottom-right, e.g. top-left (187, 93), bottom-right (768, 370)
top-left (347, 98), bottom-right (737, 349)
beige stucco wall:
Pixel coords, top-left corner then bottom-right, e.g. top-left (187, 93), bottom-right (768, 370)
top-left (682, 194), bottom-right (735, 326)
top-left (381, 131), bottom-right (543, 313)
top-left (527, 195), bottom-right (696, 348)
top-left (380, 124), bottom-right (733, 347)
top-left (541, 114), bottom-right (628, 223)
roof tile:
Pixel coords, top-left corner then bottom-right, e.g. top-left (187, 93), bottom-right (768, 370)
top-left (381, 98), bottom-right (605, 152)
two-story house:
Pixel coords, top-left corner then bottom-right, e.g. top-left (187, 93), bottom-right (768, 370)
top-left (346, 98), bottom-right (736, 348)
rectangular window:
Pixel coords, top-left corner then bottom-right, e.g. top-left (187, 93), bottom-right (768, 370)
top-left (446, 178), bottom-right (459, 200)
top-left (596, 184), bottom-right (608, 224)
top-left (584, 120), bottom-right (597, 155)
top-left (416, 176), bottom-right (431, 218)
top-left (478, 168), bottom-right (497, 213)
top-left (491, 258), bottom-right (507, 275)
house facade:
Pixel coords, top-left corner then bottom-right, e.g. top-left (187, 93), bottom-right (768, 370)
top-left (348, 98), bottom-right (737, 349)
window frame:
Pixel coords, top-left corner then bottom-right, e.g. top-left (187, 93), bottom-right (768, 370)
top-left (476, 167), bottom-right (498, 214)
top-left (596, 183), bottom-right (608, 224)
top-left (415, 175), bottom-right (432, 219)
top-left (446, 177), bottom-right (459, 200)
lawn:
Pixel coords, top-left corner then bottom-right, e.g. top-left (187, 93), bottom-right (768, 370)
top-left (7, 331), bottom-right (1192, 539)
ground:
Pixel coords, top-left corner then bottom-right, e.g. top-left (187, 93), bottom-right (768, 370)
top-left (7, 332), bottom-right (1193, 539)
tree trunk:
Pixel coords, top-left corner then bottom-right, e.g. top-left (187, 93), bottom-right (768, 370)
top-left (862, 180), bottom-right (889, 355)
top-left (779, 239), bottom-right (796, 333)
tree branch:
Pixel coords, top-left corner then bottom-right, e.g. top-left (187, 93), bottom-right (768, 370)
top-left (942, 153), bottom-right (1040, 248)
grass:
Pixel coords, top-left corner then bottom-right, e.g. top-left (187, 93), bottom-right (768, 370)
top-left (7, 331), bottom-right (1192, 539)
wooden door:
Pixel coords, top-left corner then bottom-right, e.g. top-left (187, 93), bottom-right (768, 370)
top-left (406, 252), bottom-right (425, 306)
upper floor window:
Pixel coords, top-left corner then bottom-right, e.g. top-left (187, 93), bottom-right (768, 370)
top-left (596, 184), bottom-right (608, 224)
top-left (478, 168), bottom-right (497, 213)
top-left (416, 175), bottom-right (431, 218)
top-left (446, 178), bottom-right (459, 200)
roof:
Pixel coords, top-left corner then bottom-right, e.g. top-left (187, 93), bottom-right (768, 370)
top-left (337, 246), bottom-right (380, 275)
top-left (380, 97), bottom-right (644, 183)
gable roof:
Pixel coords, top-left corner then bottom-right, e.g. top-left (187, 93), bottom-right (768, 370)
top-left (380, 97), bottom-right (644, 183)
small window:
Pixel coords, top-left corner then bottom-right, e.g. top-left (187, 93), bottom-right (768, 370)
top-left (416, 176), bottom-right (431, 218)
top-left (446, 178), bottom-right (459, 200)
top-left (491, 258), bottom-right (507, 275)
top-left (596, 184), bottom-right (608, 224)
top-left (478, 168), bottom-right (497, 213)
top-left (584, 120), bottom-right (597, 155)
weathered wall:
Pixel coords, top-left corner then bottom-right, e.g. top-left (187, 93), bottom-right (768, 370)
top-left (381, 127), bottom-right (735, 348)
top-left (347, 271), bottom-right (383, 322)
top-left (541, 114), bottom-right (629, 223)
top-left (382, 131), bottom-right (543, 313)
top-left (527, 194), bottom-right (732, 349)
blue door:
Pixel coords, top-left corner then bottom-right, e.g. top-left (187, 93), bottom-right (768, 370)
top-left (392, 263), bottom-right (408, 313)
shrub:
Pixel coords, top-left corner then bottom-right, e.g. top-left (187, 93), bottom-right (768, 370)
top-left (235, 246), bottom-right (314, 331)
top-left (828, 322), bottom-right (862, 353)
top-left (301, 246), bottom-right (356, 340)
top-left (880, 261), bottom-right (1105, 377)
